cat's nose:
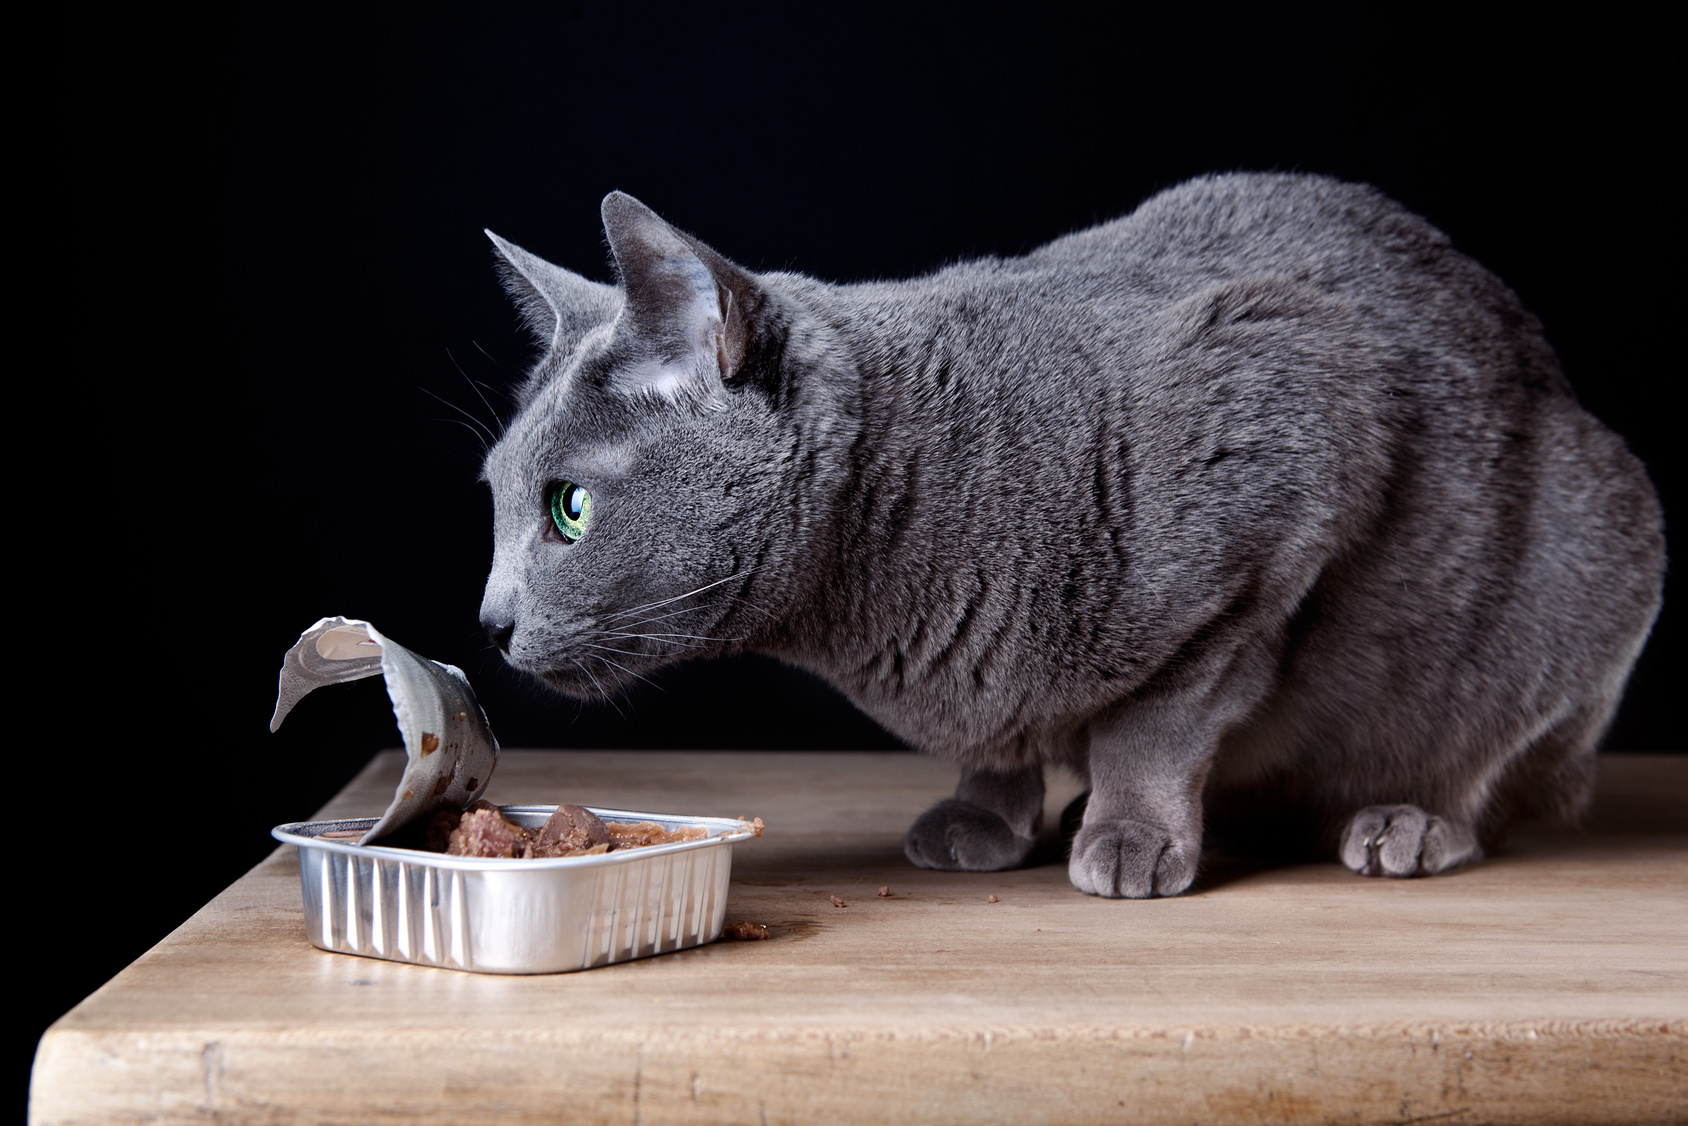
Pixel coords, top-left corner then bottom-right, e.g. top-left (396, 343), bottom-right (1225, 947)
top-left (483, 616), bottom-right (514, 653)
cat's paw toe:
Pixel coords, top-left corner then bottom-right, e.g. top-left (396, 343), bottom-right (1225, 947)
top-left (1339, 805), bottom-right (1481, 877)
top-left (904, 799), bottom-right (1035, 872)
top-left (1068, 819), bottom-right (1197, 898)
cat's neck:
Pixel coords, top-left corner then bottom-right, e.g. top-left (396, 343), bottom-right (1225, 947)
top-left (752, 277), bottom-right (995, 678)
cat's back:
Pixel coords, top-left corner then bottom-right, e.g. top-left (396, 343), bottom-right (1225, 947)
top-left (1031, 173), bottom-right (1412, 272)
top-left (790, 172), bottom-right (1660, 777)
top-left (1021, 173), bottom-right (1498, 318)
top-left (1027, 173), bottom-right (1657, 576)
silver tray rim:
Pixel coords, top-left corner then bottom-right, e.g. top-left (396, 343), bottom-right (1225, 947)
top-left (272, 804), bottom-right (759, 871)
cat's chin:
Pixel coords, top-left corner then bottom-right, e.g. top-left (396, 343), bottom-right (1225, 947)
top-left (528, 662), bottom-right (641, 702)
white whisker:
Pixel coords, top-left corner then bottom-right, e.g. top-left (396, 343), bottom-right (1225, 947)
top-left (429, 416), bottom-right (491, 455)
top-left (602, 569), bottom-right (756, 625)
top-left (451, 345), bottom-right (505, 435)
top-left (620, 594), bottom-right (774, 631)
top-left (420, 386), bottom-right (497, 447)
top-left (570, 657), bottom-right (623, 718)
top-left (581, 641), bottom-right (659, 656)
top-left (591, 652), bottom-right (664, 692)
top-left (613, 604), bottom-right (712, 629)
top-left (470, 341), bottom-right (516, 397)
top-left (602, 630), bottom-right (739, 645)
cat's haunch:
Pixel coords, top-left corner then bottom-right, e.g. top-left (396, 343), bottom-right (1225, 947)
top-left (478, 174), bottom-right (1663, 897)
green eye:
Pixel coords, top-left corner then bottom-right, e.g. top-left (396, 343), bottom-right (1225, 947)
top-left (549, 482), bottom-right (592, 543)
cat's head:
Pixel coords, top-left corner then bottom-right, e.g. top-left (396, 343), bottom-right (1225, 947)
top-left (478, 193), bottom-right (835, 700)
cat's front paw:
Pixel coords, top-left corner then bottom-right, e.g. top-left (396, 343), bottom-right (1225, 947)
top-left (1339, 805), bottom-right (1481, 877)
top-left (1068, 819), bottom-right (1198, 898)
top-left (904, 799), bottom-right (1036, 872)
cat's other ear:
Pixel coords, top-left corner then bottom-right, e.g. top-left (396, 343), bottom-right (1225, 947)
top-left (485, 230), bottom-right (622, 348)
top-left (600, 191), bottom-right (763, 399)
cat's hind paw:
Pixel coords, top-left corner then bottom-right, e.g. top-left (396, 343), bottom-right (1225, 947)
top-left (1068, 819), bottom-right (1198, 898)
top-left (904, 799), bottom-right (1036, 872)
top-left (1339, 805), bottom-right (1481, 877)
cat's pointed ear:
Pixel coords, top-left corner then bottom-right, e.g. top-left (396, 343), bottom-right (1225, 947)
top-left (600, 192), bottom-right (762, 398)
top-left (485, 230), bottom-right (622, 347)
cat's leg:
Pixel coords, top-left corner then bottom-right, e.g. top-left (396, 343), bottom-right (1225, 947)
top-left (1069, 699), bottom-right (1226, 898)
top-left (1059, 790), bottom-right (1090, 848)
top-left (1339, 805), bottom-right (1481, 877)
top-left (904, 764), bottom-right (1045, 871)
top-left (1335, 697), bottom-right (1609, 878)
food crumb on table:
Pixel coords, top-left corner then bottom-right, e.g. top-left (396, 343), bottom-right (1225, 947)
top-left (877, 886), bottom-right (891, 897)
top-left (988, 895), bottom-right (999, 903)
top-left (830, 895), bottom-right (847, 908)
top-left (721, 921), bottom-right (771, 941)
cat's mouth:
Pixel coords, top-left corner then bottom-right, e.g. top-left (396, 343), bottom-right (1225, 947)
top-left (514, 652), bottom-right (654, 702)
top-left (497, 575), bottom-right (747, 701)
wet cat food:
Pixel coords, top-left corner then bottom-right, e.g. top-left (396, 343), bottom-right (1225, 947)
top-left (435, 800), bottom-right (709, 859)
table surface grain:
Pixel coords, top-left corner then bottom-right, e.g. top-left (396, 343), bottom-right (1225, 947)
top-left (30, 751), bottom-right (1688, 1125)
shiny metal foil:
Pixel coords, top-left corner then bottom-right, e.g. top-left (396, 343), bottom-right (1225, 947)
top-left (272, 806), bottom-right (757, 974)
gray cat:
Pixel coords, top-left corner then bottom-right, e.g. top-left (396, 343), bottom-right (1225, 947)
top-left (477, 173), bottom-right (1664, 897)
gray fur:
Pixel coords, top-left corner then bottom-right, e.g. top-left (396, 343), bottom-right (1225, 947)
top-left (478, 174), bottom-right (1665, 897)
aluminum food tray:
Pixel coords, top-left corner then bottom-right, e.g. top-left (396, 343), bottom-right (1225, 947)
top-left (272, 806), bottom-right (758, 974)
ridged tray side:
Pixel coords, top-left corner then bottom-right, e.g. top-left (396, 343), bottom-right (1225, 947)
top-left (294, 837), bottom-right (736, 974)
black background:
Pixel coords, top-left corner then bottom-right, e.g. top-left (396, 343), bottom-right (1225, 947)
top-left (28, 5), bottom-right (1679, 1108)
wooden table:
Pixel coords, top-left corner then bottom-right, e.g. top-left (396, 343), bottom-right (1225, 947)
top-left (30, 751), bottom-right (1688, 1124)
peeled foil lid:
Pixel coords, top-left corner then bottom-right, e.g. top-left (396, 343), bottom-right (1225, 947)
top-left (271, 617), bottom-right (499, 844)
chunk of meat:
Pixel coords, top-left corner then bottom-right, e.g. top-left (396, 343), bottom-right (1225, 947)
top-left (605, 820), bottom-right (708, 848)
top-left (427, 803), bottom-right (719, 858)
top-left (533, 804), bottom-right (613, 858)
top-left (446, 801), bottom-right (534, 858)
